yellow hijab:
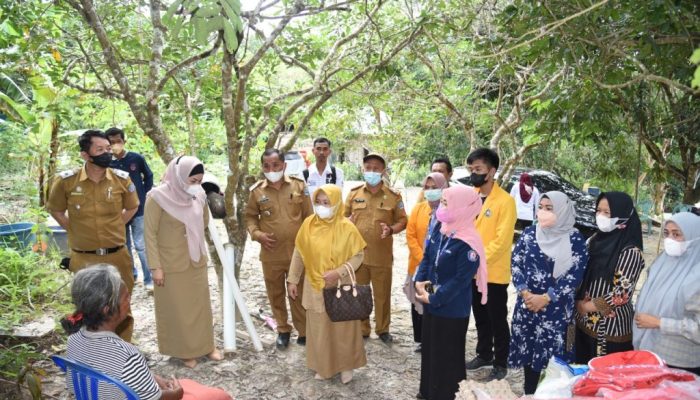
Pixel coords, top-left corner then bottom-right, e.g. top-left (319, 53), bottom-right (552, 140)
top-left (294, 184), bottom-right (367, 291)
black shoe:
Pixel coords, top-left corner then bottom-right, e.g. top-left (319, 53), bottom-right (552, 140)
top-left (414, 344), bottom-right (422, 353)
top-left (276, 333), bottom-right (290, 349)
top-left (379, 332), bottom-right (393, 344)
top-left (465, 356), bottom-right (493, 371)
top-left (485, 366), bottom-right (507, 381)
top-left (416, 393), bottom-right (425, 399)
top-left (297, 336), bottom-right (306, 346)
top-left (362, 334), bottom-right (370, 339)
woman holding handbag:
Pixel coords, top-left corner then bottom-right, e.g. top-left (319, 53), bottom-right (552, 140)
top-left (287, 184), bottom-right (367, 384)
top-left (414, 185), bottom-right (487, 400)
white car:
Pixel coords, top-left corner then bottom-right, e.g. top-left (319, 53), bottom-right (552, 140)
top-left (284, 151), bottom-right (306, 178)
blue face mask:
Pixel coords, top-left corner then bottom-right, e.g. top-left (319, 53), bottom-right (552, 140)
top-left (424, 189), bottom-right (442, 202)
top-left (363, 171), bottom-right (382, 186)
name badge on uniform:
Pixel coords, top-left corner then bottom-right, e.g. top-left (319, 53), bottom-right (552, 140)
top-left (485, 208), bottom-right (492, 217)
top-left (70, 192), bottom-right (83, 196)
top-left (354, 198), bottom-right (365, 203)
top-left (259, 195), bottom-right (269, 203)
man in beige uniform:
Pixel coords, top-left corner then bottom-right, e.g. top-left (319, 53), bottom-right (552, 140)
top-left (245, 148), bottom-right (312, 349)
top-left (47, 130), bottom-right (139, 341)
top-left (345, 153), bottom-right (407, 344)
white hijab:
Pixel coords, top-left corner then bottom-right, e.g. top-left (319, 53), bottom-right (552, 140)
top-left (536, 191), bottom-right (578, 278)
top-left (634, 212), bottom-right (700, 350)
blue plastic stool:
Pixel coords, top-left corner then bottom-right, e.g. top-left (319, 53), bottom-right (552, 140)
top-left (51, 355), bottom-right (139, 400)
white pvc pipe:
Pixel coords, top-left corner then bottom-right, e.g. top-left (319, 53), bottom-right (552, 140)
top-left (207, 217), bottom-right (263, 352)
top-left (224, 243), bottom-right (263, 352)
top-left (223, 245), bottom-right (236, 351)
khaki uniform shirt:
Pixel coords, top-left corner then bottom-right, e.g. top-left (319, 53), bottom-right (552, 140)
top-left (46, 166), bottom-right (139, 251)
top-left (244, 175), bottom-right (313, 263)
top-left (344, 183), bottom-right (407, 267)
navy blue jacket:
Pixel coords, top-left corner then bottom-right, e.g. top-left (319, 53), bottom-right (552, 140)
top-left (414, 225), bottom-right (480, 319)
top-left (110, 151), bottom-right (153, 218)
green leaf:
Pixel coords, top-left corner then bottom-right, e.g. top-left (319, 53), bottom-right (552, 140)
top-left (690, 48), bottom-right (700, 64)
top-left (223, 19), bottom-right (239, 53)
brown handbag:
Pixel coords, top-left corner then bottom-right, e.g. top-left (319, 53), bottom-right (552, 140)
top-left (323, 264), bottom-right (373, 322)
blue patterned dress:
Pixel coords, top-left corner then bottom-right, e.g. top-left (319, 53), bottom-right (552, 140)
top-left (508, 226), bottom-right (588, 372)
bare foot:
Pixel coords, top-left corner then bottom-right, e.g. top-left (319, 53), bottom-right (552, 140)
top-left (340, 370), bottom-right (353, 384)
top-left (182, 358), bottom-right (198, 368)
top-left (207, 349), bottom-right (224, 361)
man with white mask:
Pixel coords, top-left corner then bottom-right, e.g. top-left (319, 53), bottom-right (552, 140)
top-left (344, 153), bottom-right (408, 344)
top-left (245, 148), bottom-right (312, 349)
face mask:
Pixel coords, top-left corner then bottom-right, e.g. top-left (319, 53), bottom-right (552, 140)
top-left (664, 238), bottom-right (692, 257)
top-left (111, 143), bottom-right (124, 155)
top-left (90, 152), bottom-right (113, 168)
top-left (264, 170), bottom-right (284, 183)
top-left (537, 209), bottom-right (557, 228)
top-left (314, 204), bottom-right (336, 220)
top-left (424, 189), bottom-right (442, 202)
top-left (185, 184), bottom-right (202, 196)
top-left (596, 215), bottom-right (624, 232)
top-left (436, 204), bottom-right (455, 223)
top-left (363, 171), bottom-right (382, 186)
top-left (470, 173), bottom-right (488, 187)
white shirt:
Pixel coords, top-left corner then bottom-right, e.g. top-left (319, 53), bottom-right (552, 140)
top-left (306, 163), bottom-right (344, 196)
top-left (510, 184), bottom-right (540, 221)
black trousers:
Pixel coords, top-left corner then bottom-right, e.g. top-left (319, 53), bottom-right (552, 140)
top-left (523, 365), bottom-right (541, 395)
top-left (411, 303), bottom-right (422, 343)
top-left (471, 281), bottom-right (510, 368)
top-left (419, 312), bottom-right (468, 400)
top-left (574, 326), bottom-right (633, 364)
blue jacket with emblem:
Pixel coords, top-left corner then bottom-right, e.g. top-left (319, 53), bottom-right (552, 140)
top-left (414, 223), bottom-right (480, 318)
top-left (110, 151), bottom-right (153, 218)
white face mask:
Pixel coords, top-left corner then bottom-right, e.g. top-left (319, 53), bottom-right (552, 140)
top-left (185, 184), bottom-right (202, 196)
top-left (264, 170), bottom-right (284, 183)
top-left (664, 238), bottom-right (693, 257)
top-left (596, 215), bottom-right (626, 232)
top-left (314, 204), bottom-right (336, 220)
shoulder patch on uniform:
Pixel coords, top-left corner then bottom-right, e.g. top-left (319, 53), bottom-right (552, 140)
top-left (468, 250), bottom-right (478, 262)
top-left (303, 186), bottom-right (310, 196)
top-left (350, 183), bottom-right (364, 191)
top-left (249, 180), bottom-right (264, 191)
top-left (397, 200), bottom-right (405, 209)
top-left (57, 169), bottom-right (77, 179)
top-left (128, 183), bottom-right (136, 192)
top-left (386, 186), bottom-right (401, 196)
top-left (111, 168), bottom-right (129, 179)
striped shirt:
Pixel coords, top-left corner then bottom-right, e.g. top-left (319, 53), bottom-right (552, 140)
top-left (575, 247), bottom-right (645, 342)
top-left (66, 328), bottom-right (161, 400)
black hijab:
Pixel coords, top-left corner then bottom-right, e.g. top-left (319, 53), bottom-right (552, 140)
top-left (576, 192), bottom-right (644, 299)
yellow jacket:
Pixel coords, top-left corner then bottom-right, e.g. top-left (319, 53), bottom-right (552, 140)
top-left (406, 201), bottom-right (433, 276)
top-left (475, 183), bottom-right (517, 284)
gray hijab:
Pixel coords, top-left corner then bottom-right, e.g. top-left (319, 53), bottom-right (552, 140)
top-left (536, 191), bottom-right (578, 278)
top-left (634, 212), bottom-right (700, 350)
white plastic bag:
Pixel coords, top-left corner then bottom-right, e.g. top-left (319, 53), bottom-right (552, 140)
top-left (533, 357), bottom-right (581, 399)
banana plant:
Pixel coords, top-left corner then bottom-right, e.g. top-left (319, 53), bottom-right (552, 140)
top-left (163, 0), bottom-right (244, 53)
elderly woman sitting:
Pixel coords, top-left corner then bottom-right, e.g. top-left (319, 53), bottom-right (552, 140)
top-left (60, 264), bottom-right (231, 400)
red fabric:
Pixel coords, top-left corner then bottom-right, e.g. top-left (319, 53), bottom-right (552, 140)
top-left (180, 379), bottom-right (232, 400)
top-left (519, 173), bottom-right (533, 203)
top-left (572, 350), bottom-right (697, 397)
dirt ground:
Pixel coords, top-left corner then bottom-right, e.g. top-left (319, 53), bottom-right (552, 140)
top-left (33, 184), bottom-right (665, 400)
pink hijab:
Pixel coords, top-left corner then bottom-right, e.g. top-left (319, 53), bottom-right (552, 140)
top-left (148, 156), bottom-right (208, 263)
top-left (422, 172), bottom-right (448, 208)
top-left (439, 185), bottom-right (488, 304)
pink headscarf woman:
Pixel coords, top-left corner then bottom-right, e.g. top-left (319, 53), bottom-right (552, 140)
top-left (437, 185), bottom-right (488, 304)
top-left (148, 155), bottom-right (208, 262)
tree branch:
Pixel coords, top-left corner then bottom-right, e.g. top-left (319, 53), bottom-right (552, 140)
top-left (156, 34), bottom-right (222, 94)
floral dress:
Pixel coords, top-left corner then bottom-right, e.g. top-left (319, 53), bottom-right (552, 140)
top-left (508, 226), bottom-right (588, 372)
